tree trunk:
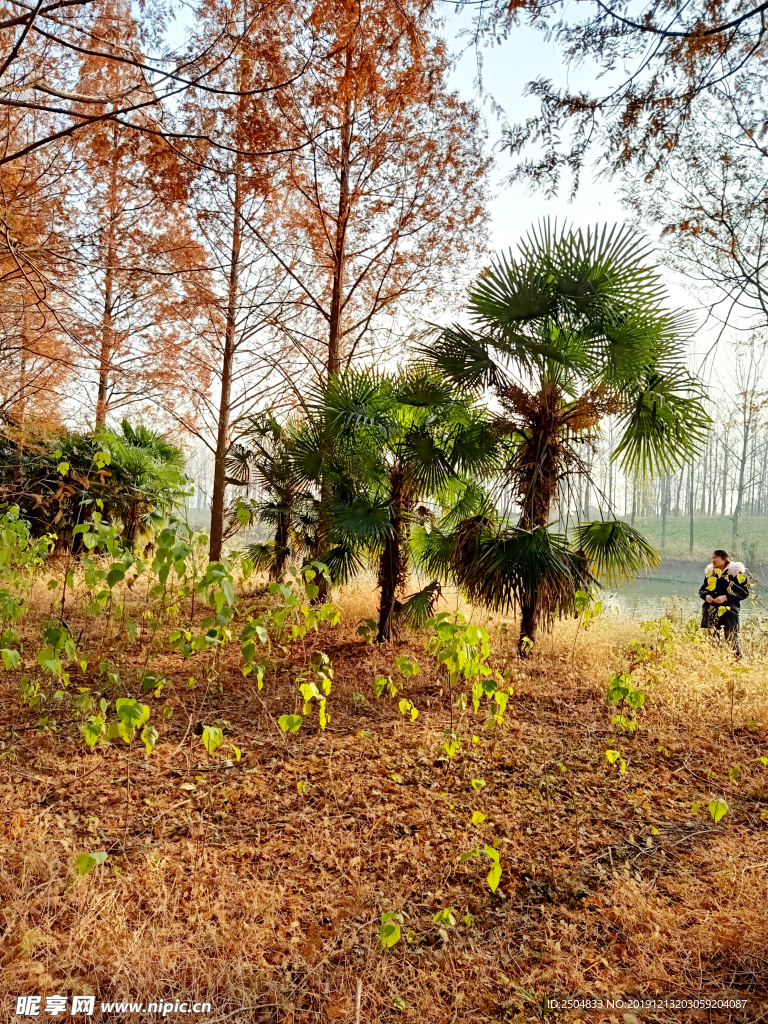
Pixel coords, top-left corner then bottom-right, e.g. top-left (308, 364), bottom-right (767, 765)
top-left (95, 134), bottom-right (120, 427)
top-left (699, 456), bottom-right (706, 514)
top-left (376, 469), bottom-right (406, 642)
top-left (733, 417), bottom-right (750, 544)
top-left (721, 433), bottom-right (729, 516)
top-left (610, 454), bottom-right (618, 509)
top-left (327, 94), bottom-right (353, 377)
top-left (18, 314), bottom-right (27, 452)
top-left (209, 171), bottom-right (243, 562)
top-left (709, 443), bottom-right (717, 515)
top-left (661, 475), bottom-right (668, 550)
top-left (516, 403), bottom-right (560, 654)
top-left (272, 510), bottom-right (289, 580)
top-left (95, 253), bottom-right (114, 427)
top-left (689, 461), bottom-right (694, 555)
top-left (675, 467), bottom-right (684, 516)
top-left (631, 477), bottom-right (636, 528)
top-left (316, 92), bottom-right (354, 587)
top-left (519, 598), bottom-right (537, 655)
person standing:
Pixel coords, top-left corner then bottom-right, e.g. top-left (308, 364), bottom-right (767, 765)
top-left (699, 549), bottom-right (750, 658)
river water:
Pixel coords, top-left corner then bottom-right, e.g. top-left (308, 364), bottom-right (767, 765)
top-left (608, 560), bottom-right (766, 623)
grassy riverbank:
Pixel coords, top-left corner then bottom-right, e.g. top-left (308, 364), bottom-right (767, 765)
top-left (627, 516), bottom-right (768, 566)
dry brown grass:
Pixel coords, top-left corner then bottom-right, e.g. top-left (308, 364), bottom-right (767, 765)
top-left (2, 578), bottom-right (768, 1024)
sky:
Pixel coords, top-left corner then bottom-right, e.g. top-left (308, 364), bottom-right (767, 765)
top-left (442, 7), bottom-right (726, 380)
top-left (444, 9), bottom-right (629, 251)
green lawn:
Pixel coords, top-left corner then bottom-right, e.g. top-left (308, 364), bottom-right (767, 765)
top-left (627, 515), bottom-right (768, 564)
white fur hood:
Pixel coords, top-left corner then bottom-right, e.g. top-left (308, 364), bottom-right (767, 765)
top-left (704, 561), bottom-right (746, 576)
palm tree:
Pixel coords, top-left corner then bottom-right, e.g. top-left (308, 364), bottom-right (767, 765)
top-left (101, 421), bottom-right (187, 543)
top-left (422, 221), bottom-right (708, 652)
top-left (225, 413), bottom-right (317, 580)
top-left (295, 368), bottom-right (502, 641)
top-left (0, 419), bottom-right (187, 548)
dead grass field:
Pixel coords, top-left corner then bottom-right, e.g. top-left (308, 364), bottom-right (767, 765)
top-left (2, 578), bottom-right (768, 1024)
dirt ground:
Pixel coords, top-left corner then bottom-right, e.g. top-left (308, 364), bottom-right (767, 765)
top-left (2, 584), bottom-right (768, 1024)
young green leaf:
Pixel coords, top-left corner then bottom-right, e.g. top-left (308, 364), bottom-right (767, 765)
top-left (486, 867), bottom-right (502, 892)
top-left (141, 725), bottom-right (159, 756)
top-left (379, 913), bottom-right (402, 948)
top-left (115, 698), bottom-right (149, 731)
top-left (76, 850), bottom-right (107, 876)
top-left (708, 798), bottom-right (729, 823)
top-left (81, 719), bottom-right (104, 748)
top-left (484, 844), bottom-right (502, 893)
top-left (278, 714), bottom-right (302, 734)
top-left (1, 648), bottom-right (20, 670)
top-left (202, 726), bottom-right (223, 755)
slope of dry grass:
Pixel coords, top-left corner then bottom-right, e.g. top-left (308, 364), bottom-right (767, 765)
top-left (2, 580), bottom-right (768, 1024)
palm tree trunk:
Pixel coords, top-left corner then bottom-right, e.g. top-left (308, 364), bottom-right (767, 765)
top-left (376, 533), bottom-right (400, 642)
top-left (515, 386), bottom-right (561, 655)
top-left (519, 598), bottom-right (537, 654)
top-left (272, 512), bottom-right (289, 580)
top-left (377, 469), bottom-right (406, 642)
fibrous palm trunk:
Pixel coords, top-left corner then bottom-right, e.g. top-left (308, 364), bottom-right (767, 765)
top-left (511, 384), bottom-right (565, 655)
top-left (272, 509), bottom-right (290, 580)
top-left (376, 468), bottom-right (408, 642)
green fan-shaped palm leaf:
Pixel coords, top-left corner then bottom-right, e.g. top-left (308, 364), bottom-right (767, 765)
top-left (420, 324), bottom-right (507, 392)
top-left (332, 499), bottom-right (392, 545)
top-left (246, 541), bottom-right (278, 572)
top-left (118, 420), bottom-right (184, 467)
top-left (518, 220), bottom-right (665, 315)
top-left (399, 427), bottom-right (454, 493)
top-left (318, 368), bottom-right (394, 438)
top-left (455, 522), bottom-right (595, 616)
top-left (613, 365), bottom-right (711, 476)
top-left (410, 524), bottom-right (455, 581)
top-left (395, 366), bottom-right (457, 408)
top-left (318, 543), bottom-right (365, 586)
top-left (469, 248), bottom-right (554, 325)
top-left (434, 479), bottom-right (490, 529)
top-left (396, 580), bottom-right (442, 629)
top-left (288, 421), bottom-right (326, 485)
top-left (448, 416), bottom-right (506, 477)
top-left (225, 443), bottom-right (253, 485)
top-left (576, 520), bottom-right (660, 586)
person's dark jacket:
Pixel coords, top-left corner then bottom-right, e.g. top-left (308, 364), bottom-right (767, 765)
top-left (699, 562), bottom-right (750, 629)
